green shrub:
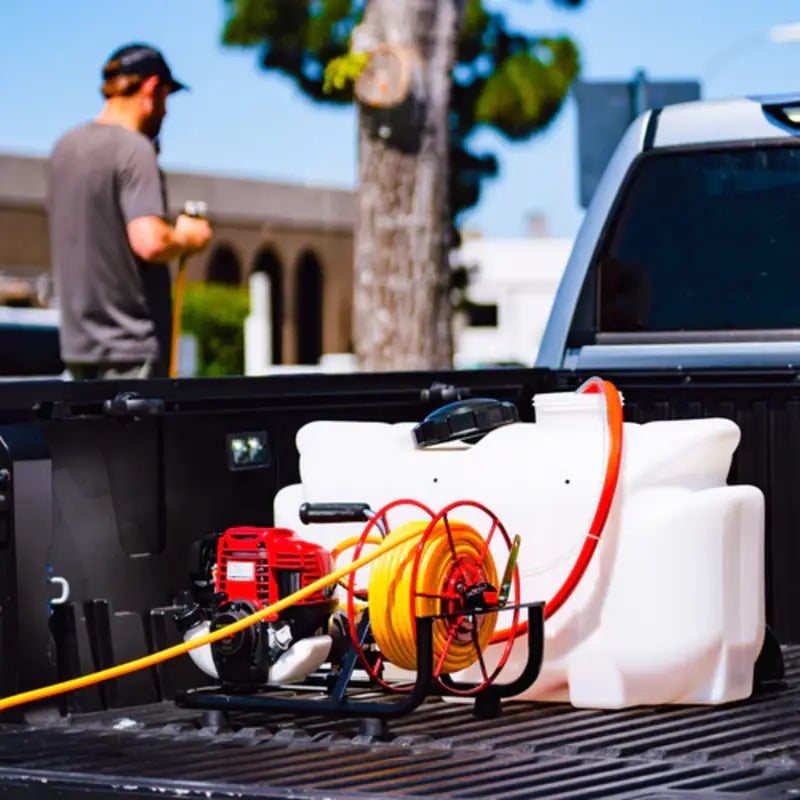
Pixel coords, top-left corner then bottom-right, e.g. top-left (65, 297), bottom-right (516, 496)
top-left (179, 282), bottom-right (249, 377)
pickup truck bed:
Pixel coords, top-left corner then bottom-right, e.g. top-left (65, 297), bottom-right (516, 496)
top-left (0, 647), bottom-right (797, 799)
top-left (1, 368), bottom-right (799, 799)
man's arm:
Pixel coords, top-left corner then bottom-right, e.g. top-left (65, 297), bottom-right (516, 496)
top-left (120, 136), bottom-right (212, 263)
top-left (127, 213), bottom-right (212, 263)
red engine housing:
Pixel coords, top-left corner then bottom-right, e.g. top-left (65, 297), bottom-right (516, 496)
top-left (215, 527), bottom-right (333, 618)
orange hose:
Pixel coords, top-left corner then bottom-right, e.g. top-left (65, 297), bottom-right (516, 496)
top-left (489, 377), bottom-right (624, 643)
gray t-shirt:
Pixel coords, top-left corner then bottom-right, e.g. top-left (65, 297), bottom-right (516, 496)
top-left (48, 122), bottom-right (171, 367)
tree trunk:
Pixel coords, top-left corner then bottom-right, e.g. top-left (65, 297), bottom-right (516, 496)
top-left (352, 0), bottom-right (460, 371)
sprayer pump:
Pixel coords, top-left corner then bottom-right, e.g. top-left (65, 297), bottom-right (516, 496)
top-left (175, 526), bottom-right (338, 690)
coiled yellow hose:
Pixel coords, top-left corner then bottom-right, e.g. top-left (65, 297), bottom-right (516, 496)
top-left (368, 519), bottom-right (498, 674)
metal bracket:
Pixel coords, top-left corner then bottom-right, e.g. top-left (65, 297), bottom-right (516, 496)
top-left (48, 576), bottom-right (70, 606)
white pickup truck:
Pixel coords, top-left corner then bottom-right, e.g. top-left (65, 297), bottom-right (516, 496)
top-left (538, 92), bottom-right (800, 370)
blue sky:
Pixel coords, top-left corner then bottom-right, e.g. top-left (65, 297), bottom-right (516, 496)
top-left (3, 1), bottom-right (800, 238)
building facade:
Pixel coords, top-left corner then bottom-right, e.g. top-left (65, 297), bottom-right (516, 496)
top-left (453, 236), bottom-right (572, 367)
top-left (0, 153), bottom-right (356, 365)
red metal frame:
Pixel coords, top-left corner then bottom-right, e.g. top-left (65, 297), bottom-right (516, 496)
top-left (345, 499), bottom-right (435, 692)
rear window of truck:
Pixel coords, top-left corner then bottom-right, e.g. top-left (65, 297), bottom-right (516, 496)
top-left (597, 144), bottom-right (800, 334)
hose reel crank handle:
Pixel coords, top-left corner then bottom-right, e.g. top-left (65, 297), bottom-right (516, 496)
top-left (498, 534), bottom-right (521, 607)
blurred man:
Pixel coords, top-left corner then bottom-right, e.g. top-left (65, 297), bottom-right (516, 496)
top-left (48, 43), bottom-right (212, 379)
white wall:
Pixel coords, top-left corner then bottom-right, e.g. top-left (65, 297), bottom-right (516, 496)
top-left (453, 237), bottom-right (573, 367)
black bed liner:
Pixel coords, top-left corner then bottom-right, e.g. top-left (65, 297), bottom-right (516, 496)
top-left (0, 647), bottom-right (796, 800)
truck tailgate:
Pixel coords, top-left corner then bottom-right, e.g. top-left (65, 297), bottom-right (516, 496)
top-left (0, 647), bottom-right (796, 800)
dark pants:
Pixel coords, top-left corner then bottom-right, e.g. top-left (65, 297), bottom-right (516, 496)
top-left (65, 360), bottom-right (162, 380)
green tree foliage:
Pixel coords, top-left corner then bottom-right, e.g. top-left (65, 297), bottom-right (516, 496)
top-left (180, 283), bottom-right (250, 376)
top-left (222, 0), bottom-right (582, 231)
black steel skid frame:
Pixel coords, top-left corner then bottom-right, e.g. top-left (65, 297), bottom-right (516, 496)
top-left (174, 602), bottom-right (544, 726)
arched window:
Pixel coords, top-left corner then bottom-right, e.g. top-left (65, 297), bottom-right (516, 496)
top-left (206, 243), bottom-right (242, 285)
top-left (294, 250), bottom-right (324, 365)
top-left (252, 247), bottom-right (284, 365)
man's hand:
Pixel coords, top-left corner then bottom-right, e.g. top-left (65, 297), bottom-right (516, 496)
top-left (127, 214), bottom-right (213, 262)
top-left (174, 213), bottom-right (212, 254)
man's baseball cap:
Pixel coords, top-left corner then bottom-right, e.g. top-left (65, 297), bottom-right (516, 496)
top-left (102, 43), bottom-right (188, 93)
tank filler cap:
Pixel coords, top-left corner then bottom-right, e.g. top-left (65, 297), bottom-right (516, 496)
top-left (412, 397), bottom-right (519, 448)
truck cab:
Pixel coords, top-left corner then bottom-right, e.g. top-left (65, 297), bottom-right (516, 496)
top-left (537, 92), bottom-right (800, 370)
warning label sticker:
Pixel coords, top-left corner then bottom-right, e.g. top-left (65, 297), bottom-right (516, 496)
top-left (226, 561), bottom-right (255, 581)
